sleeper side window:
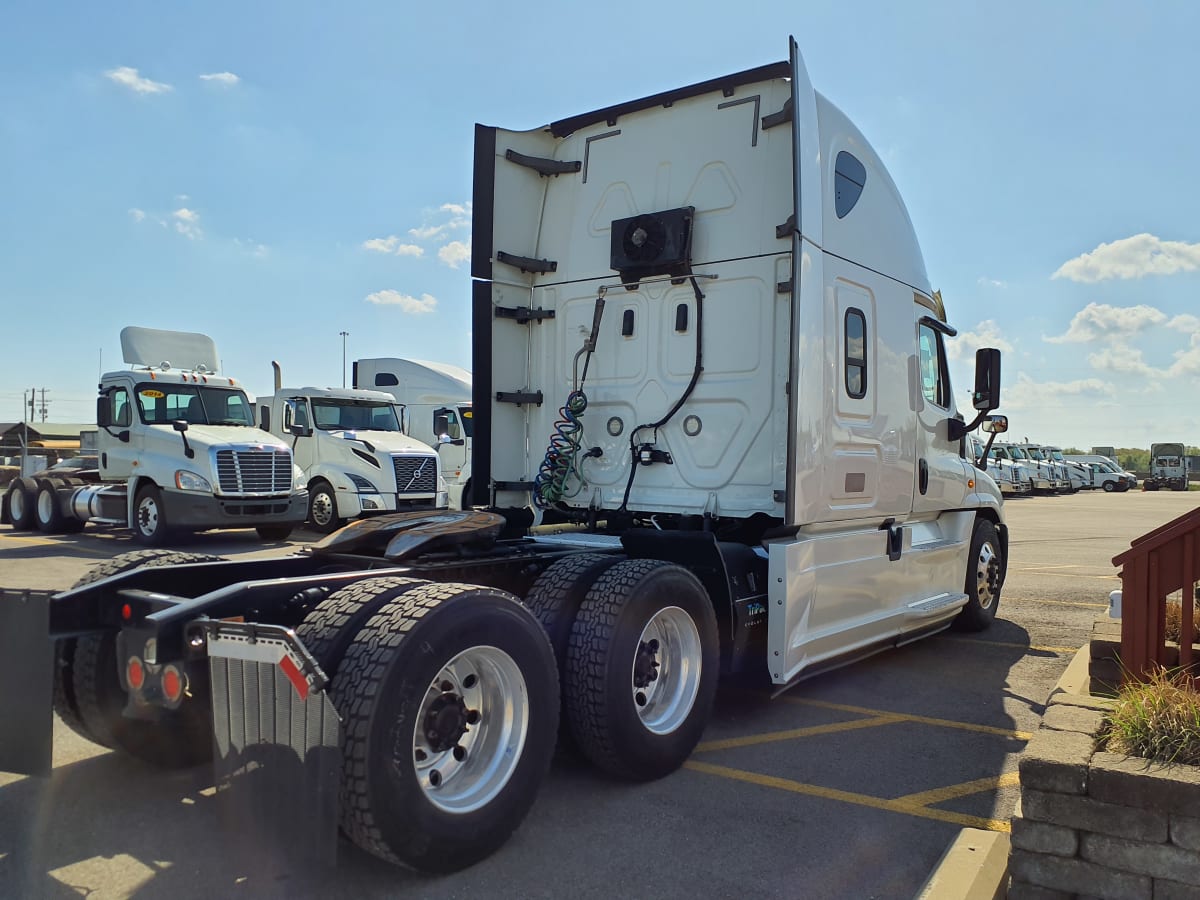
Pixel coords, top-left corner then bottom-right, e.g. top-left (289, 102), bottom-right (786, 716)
top-left (844, 308), bottom-right (867, 398)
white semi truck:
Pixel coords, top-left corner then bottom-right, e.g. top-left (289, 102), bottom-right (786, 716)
top-left (972, 438), bottom-right (1031, 497)
top-left (259, 365), bottom-right (447, 533)
top-left (353, 358), bottom-right (474, 508)
top-left (1145, 442), bottom-right (1188, 491)
top-left (1, 40), bottom-right (1008, 874)
top-left (1, 327), bottom-right (307, 543)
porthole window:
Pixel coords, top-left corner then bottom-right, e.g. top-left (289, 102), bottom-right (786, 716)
top-left (845, 308), bottom-right (867, 398)
top-left (834, 151), bottom-right (866, 218)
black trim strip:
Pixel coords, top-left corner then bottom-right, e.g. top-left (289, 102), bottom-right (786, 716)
top-left (471, 279), bottom-right (493, 508)
top-left (505, 148), bottom-right (581, 177)
top-left (549, 61), bottom-right (790, 138)
top-left (471, 125), bottom-right (497, 281)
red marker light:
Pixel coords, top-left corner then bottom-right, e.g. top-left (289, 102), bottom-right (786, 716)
top-left (162, 666), bottom-right (183, 703)
top-left (121, 603), bottom-right (132, 620)
top-left (126, 657), bottom-right (145, 690)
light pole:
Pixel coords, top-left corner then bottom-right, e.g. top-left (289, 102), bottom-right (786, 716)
top-left (339, 331), bottom-right (350, 387)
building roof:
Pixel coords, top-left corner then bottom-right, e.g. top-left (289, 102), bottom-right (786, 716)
top-left (0, 423), bottom-right (97, 442)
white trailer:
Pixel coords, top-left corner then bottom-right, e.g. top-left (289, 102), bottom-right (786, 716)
top-left (1, 327), bottom-right (307, 543)
top-left (2, 40), bottom-right (1010, 874)
top-left (353, 358), bottom-right (473, 508)
top-left (259, 365), bottom-right (447, 533)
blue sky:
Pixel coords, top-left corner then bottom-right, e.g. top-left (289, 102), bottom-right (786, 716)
top-left (2, 1), bottom-right (1198, 451)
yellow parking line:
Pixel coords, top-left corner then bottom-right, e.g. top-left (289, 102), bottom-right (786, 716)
top-left (696, 715), bottom-right (902, 753)
top-left (940, 637), bottom-right (1079, 655)
top-left (893, 772), bottom-right (1021, 807)
top-left (777, 697), bottom-right (1032, 741)
top-left (685, 760), bottom-right (1010, 833)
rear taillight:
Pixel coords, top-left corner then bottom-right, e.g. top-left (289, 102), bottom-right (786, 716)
top-left (126, 657), bottom-right (145, 690)
top-left (162, 665), bottom-right (184, 704)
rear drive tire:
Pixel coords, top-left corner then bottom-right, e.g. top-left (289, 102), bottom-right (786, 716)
top-left (564, 559), bottom-right (719, 781)
top-left (334, 582), bottom-right (558, 872)
top-left (60, 550), bottom-right (224, 764)
top-left (7, 477), bottom-right (36, 531)
top-left (34, 480), bottom-right (66, 534)
top-left (307, 480), bottom-right (341, 534)
top-left (952, 519), bottom-right (1003, 632)
top-left (132, 484), bottom-right (171, 546)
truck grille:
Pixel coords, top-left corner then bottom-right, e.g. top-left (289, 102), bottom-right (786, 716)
top-left (392, 454), bottom-right (437, 495)
top-left (216, 448), bottom-right (292, 495)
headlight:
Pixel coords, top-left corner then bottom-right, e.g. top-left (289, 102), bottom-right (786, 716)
top-left (175, 470), bottom-right (212, 492)
top-left (347, 473), bottom-right (378, 492)
top-left (292, 464), bottom-right (306, 491)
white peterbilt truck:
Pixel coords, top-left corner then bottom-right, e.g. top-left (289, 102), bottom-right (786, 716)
top-left (1, 40), bottom-right (1008, 874)
top-left (259, 364), bottom-right (447, 533)
top-left (352, 357), bottom-right (474, 509)
top-left (1, 327), bottom-right (307, 543)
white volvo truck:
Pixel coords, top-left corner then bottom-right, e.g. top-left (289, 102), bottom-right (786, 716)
top-left (353, 358), bottom-right (474, 508)
top-left (1, 327), bottom-right (307, 543)
top-left (1, 40), bottom-right (1008, 875)
top-left (259, 366), bottom-right (447, 533)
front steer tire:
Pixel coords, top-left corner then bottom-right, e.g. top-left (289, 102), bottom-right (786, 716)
top-left (564, 559), bottom-right (719, 781)
top-left (57, 550), bottom-right (225, 766)
top-left (333, 581), bottom-right (559, 873)
top-left (952, 519), bottom-right (1004, 632)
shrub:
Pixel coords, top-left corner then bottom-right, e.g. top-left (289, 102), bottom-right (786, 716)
top-left (1165, 600), bottom-right (1200, 646)
top-left (1104, 667), bottom-right (1200, 766)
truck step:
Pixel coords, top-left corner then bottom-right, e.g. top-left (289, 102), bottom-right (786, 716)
top-left (906, 592), bottom-right (968, 615)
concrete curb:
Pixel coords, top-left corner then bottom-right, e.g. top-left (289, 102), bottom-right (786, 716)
top-left (915, 642), bottom-right (1092, 898)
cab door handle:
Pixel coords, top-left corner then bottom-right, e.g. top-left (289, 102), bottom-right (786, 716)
top-left (919, 459), bottom-right (929, 495)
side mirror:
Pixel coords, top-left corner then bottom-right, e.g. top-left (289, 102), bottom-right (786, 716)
top-left (981, 415), bottom-right (1008, 434)
top-left (433, 414), bottom-right (450, 437)
top-left (172, 419), bottom-right (189, 433)
top-left (972, 348), bottom-right (1002, 411)
top-left (96, 395), bottom-right (111, 428)
top-left (288, 423), bottom-right (311, 438)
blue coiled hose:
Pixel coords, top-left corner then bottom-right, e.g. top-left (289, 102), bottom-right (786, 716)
top-left (533, 389), bottom-right (589, 509)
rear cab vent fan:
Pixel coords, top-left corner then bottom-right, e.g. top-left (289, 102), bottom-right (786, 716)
top-left (610, 206), bottom-right (695, 287)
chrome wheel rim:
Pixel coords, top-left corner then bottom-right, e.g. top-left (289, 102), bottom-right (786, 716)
top-left (136, 496), bottom-right (159, 537)
top-left (975, 541), bottom-right (1000, 610)
top-left (631, 606), bottom-right (703, 735)
top-left (408, 645), bottom-right (528, 815)
top-left (310, 491), bottom-right (335, 528)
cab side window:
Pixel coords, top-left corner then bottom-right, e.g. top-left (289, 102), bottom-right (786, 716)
top-left (112, 388), bottom-right (131, 427)
top-left (918, 323), bottom-right (951, 408)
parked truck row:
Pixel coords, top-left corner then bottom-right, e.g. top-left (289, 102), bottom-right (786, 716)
top-left (2, 39), bottom-right (1011, 874)
top-left (977, 441), bottom-right (1136, 495)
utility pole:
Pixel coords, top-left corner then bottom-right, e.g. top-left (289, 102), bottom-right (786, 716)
top-left (340, 331), bottom-right (350, 388)
top-left (37, 388), bottom-right (51, 422)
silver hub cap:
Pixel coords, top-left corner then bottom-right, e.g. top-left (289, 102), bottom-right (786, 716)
top-left (631, 606), bottom-right (703, 735)
top-left (409, 645), bottom-right (528, 814)
top-left (137, 496), bottom-right (159, 536)
top-left (311, 491), bottom-right (335, 527)
top-left (975, 541), bottom-right (1000, 610)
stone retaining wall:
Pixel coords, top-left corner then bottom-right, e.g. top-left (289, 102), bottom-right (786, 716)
top-left (1009, 692), bottom-right (1200, 900)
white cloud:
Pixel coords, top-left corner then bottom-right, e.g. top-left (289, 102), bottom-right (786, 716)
top-left (440, 202), bottom-right (471, 217)
top-left (976, 277), bottom-right (1007, 289)
top-left (947, 319), bottom-right (1013, 361)
top-left (1002, 372), bottom-right (1116, 410)
top-left (438, 240), bottom-right (471, 269)
top-left (1169, 313), bottom-right (1200, 334)
top-left (1052, 233), bottom-right (1200, 283)
top-left (1044, 303), bottom-right (1167, 344)
top-left (128, 208), bottom-right (146, 223)
top-left (234, 237), bottom-right (268, 258)
top-left (199, 72), bottom-right (240, 86)
top-left (1170, 332), bottom-right (1200, 377)
top-left (365, 290), bottom-right (438, 314)
top-left (1086, 345), bottom-right (1163, 378)
top-left (362, 236), bottom-right (424, 257)
top-left (105, 66), bottom-right (172, 95)
top-left (409, 224), bottom-right (447, 240)
top-left (172, 207), bottom-right (202, 239)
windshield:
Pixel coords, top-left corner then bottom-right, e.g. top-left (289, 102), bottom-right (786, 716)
top-left (309, 397), bottom-right (402, 432)
top-left (1026, 448), bottom-right (1045, 461)
top-left (1008, 447), bottom-right (1027, 460)
top-left (135, 384), bottom-right (254, 426)
top-left (460, 406), bottom-right (474, 438)
top-left (1050, 451), bottom-right (1064, 461)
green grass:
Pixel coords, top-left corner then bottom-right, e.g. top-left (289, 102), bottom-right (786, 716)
top-left (1104, 668), bottom-right (1200, 766)
top-left (1165, 601), bottom-right (1200, 645)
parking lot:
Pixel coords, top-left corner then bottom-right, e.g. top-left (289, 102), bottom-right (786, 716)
top-left (0, 489), bottom-right (1195, 899)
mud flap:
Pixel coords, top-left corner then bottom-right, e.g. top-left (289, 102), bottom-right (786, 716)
top-left (0, 590), bottom-right (54, 776)
top-left (197, 621), bottom-right (341, 868)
